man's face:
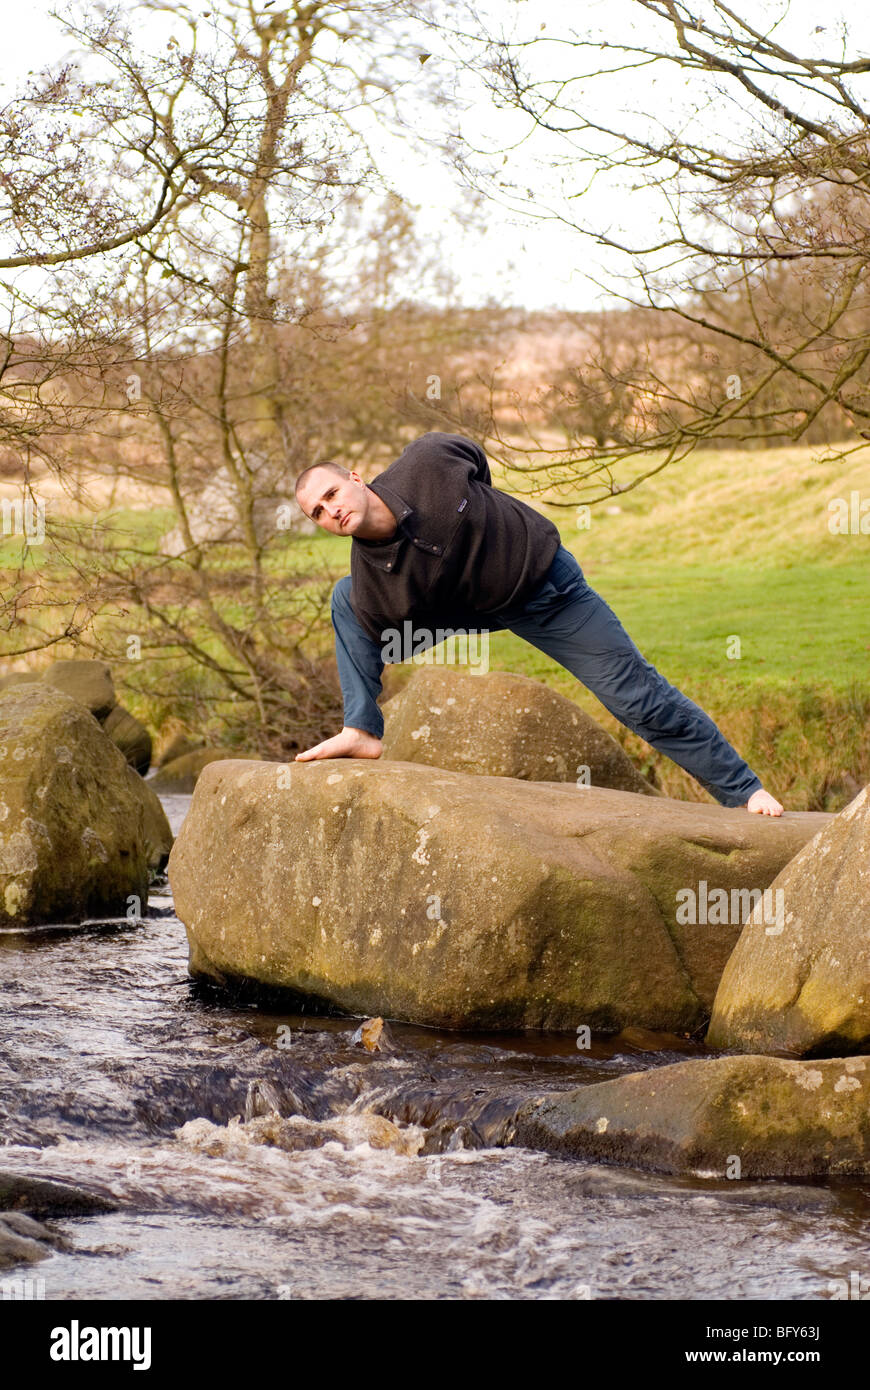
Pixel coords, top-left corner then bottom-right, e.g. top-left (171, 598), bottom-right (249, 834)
top-left (297, 468), bottom-right (369, 536)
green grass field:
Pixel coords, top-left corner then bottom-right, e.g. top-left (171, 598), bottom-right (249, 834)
top-left (302, 441), bottom-right (868, 687)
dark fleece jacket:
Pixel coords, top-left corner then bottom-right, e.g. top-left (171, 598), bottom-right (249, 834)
top-left (349, 432), bottom-right (561, 645)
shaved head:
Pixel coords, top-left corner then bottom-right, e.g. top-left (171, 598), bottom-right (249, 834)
top-left (294, 459), bottom-right (397, 541)
top-left (294, 461), bottom-right (350, 505)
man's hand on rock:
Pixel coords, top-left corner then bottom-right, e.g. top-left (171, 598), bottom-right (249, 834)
top-left (745, 788), bottom-right (783, 816)
top-left (294, 727), bottom-right (383, 762)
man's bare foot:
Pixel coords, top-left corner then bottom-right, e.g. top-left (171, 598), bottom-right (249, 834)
top-left (745, 788), bottom-right (783, 816)
top-left (294, 726), bottom-right (383, 762)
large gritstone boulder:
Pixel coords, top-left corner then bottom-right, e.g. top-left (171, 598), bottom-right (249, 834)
top-left (0, 664), bottom-right (155, 775)
top-left (42, 659), bottom-right (117, 720)
top-left (168, 758), bottom-right (828, 1032)
top-left (381, 668), bottom-right (659, 794)
top-left (707, 783), bottom-right (870, 1057)
top-left (0, 684), bottom-right (152, 927)
top-left (508, 1054), bottom-right (870, 1177)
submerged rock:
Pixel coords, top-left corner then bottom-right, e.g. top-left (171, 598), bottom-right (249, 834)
top-left (0, 1170), bottom-right (115, 1270)
top-left (0, 1171), bottom-right (115, 1216)
top-left (0, 685), bottom-right (152, 927)
top-left (0, 1212), bottom-right (62, 1268)
top-left (707, 783), bottom-right (870, 1056)
top-left (150, 747), bottom-right (261, 794)
top-left (169, 758), bottom-right (828, 1033)
top-left (382, 668), bottom-right (659, 794)
top-left (351, 1017), bottom-right (396, 1052)
top-left (507, 1054), bottom-right (870, 1177)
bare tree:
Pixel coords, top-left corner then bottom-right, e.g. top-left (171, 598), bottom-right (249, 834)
top-left (0, 0), bottom-right (484, 751)
top-left (418, 0), bottom-right (870, 503)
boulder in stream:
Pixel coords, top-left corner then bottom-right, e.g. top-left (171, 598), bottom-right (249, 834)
top-left (0, 1212), bottom-right (63, 1268)
top-left (0, 684), bottom-right (153, 927)
top-left (707, 782), bottom-right (870, 1056)
top-left (42, 659), bottom-right (117, 720)
top-left (168, 758), bottom-right (829, 1033)
top-left (0, 663), bottom-right (157, 776)
top-left (0, 1171), bottom-right (115, 1217)
top-left (0, 1170), bottom-right (116, 1270)
top-left (508, 1054), bottom-right (870, 1177)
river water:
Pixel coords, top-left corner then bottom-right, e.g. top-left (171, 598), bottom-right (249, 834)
top-left (1, 793), bottom-right (867, 1301)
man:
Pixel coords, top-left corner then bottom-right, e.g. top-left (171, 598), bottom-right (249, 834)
top-left (294, 432), bottom-right (782, 814)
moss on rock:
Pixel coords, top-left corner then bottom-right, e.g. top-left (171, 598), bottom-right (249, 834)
top-left (508, 1053), bottom-right (870, 1177)
top-left (382, 668), bottom-right (661, 793)
top-left (707, 783), bottom-right (870, 1055)
top-left (0, 684), bottom-right (151, 926)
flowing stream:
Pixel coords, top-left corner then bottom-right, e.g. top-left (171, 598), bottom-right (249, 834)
top-left (0, 792), bottom-right (867, 1301)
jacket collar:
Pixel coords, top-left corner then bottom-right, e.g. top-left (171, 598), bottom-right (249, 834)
top-left (352, 477), bottom-right (414, 571)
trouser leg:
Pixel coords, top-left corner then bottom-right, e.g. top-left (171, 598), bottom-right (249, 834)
top-left (330, 576), bottom-right (388, 739)
top-left (496, 549), bottom-right (763, 807)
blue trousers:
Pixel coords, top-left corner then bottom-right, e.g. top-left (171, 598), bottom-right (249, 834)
top-left (331, 544), bottom-right (762, 807)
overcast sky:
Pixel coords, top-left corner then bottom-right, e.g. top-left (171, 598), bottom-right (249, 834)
top-left (1, 0), bottom-right (865, 311)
